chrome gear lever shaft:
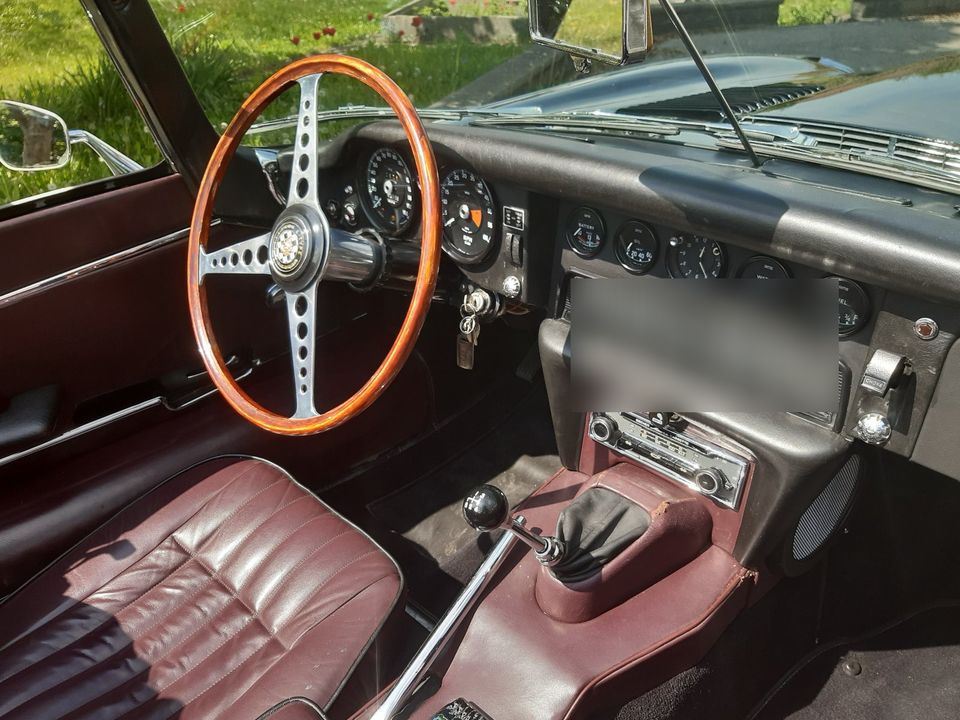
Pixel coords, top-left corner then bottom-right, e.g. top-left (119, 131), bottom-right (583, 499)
top-left (462, 484), bottom-right (565, 567)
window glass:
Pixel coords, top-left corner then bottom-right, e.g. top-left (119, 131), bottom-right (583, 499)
top-left (0, 2), bottom-right (163, 208)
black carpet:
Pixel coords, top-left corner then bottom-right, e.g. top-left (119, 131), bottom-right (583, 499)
top-left (753, 602), bottom-right (960, 720)
top-left (367, 382), bottom-right (561, 617)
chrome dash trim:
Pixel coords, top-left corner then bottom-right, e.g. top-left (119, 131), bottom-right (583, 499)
top-left (0, 397), bottom-right (162, 470)
top-left (0, 221), bottom-right (219, 311)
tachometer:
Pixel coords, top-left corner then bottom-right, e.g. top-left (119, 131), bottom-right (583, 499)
top-left (441, 169), bottom-right (497, 264)
top-left (737, 256), bottom-right (791, 279)
top-left (566, 207), bottom-right (606, 257)
top-left (364, 148), bottom-right (416, 233)
top-left (666, 234), bottom-right (726, 278)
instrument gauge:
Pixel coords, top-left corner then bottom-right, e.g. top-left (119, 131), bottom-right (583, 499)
top-left (737, 256), bottom-right (791, 279)
top-left (440, 169), bottom-right (497, 264)
top-left (832, 277), bottom-right (871, 337)
top-left (615, 221), bottom-right (659, 275)
top-left (566, 207), bottom-right (606, 257)
top-left (364, 148), bottom-right (416, 233)
top-left (666, 234), bottom-right (727, 278)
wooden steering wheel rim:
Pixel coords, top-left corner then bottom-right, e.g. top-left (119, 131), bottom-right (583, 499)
top-left (186, 55), bottom-right (441, 435)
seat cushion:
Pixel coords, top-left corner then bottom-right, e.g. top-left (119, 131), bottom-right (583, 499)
top-left (0, 457), bottom-right (401, 719)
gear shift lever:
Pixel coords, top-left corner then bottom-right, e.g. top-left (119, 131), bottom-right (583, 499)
top-left (463, 484), bottom-right (565, 567)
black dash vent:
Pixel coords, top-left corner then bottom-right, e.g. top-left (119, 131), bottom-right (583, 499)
top-left (620, 84), bottom-right (825, 121)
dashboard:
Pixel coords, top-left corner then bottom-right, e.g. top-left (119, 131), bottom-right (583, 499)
top-left (305, 122), bottom-right (960, 485)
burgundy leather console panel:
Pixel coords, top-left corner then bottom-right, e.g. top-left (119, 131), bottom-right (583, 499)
top-left (0, 458), bottom-right (401, 719)
top-left (392, 468), bottom-right (753, 720)
top-left (536, 464), bottom-right (714, 623)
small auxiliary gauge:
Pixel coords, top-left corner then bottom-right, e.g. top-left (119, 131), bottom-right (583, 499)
top-left (565, 207), bottom-right (606, 257)
top-left (831, 277), bottom-right (871, 337)
top-left (615, 221), bottom-right (659, 275)
top-left (738, 256), bottom-right (791, 279)
top-left (666, 234), bottom-right (726, 278)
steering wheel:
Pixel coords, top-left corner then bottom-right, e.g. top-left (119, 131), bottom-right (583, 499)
top-left (186, 56), bottom-right (441, 435)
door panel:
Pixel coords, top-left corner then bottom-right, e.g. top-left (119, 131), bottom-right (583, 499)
top-left (0, 174), bottom-right (434, 594)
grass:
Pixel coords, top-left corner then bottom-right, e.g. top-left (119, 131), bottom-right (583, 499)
top-left (778, 0), bottom-right (850, 26)
top-left (0, 0), bottom-right (524, 206)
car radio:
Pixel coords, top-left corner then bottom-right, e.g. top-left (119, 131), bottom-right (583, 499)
top-left (588, 412), bottom-right (752, 510)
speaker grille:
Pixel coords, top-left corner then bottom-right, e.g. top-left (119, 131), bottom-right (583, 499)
top-left (792, 454), bottom-right (861, 561)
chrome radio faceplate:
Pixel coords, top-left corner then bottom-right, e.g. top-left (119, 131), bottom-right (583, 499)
top-left (589, 412), bottom-right (752, 509)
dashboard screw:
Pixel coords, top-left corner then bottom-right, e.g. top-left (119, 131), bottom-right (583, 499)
top-left (842, 659), bottom-right (862, 677)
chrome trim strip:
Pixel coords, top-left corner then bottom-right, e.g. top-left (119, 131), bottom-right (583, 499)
top-left (0, 397), bottom-right (162, 470)
top-left (370, 526), bottom-right (519, 720)
top-left (0, 222), bottom-right (217, 311)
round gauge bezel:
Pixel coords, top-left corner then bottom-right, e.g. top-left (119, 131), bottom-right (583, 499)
top-left (440, 168), bottom-right (498, 265)
top-left (737, 255), bottom-right (792, 279)
top-left (830, 276), bottom-right (871, 337)
top-left (565, 207), bottom-right (607, 258)
top-left (666, 234), bottom-right (727, 279)
top-left (361, 147), bottom-right (417, 234)
top-left (614, 220), bottom-right (659, 275)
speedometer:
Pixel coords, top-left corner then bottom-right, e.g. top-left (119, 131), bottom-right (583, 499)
top-left (441, 169), bottom-right (497, 264)
top-left (364, 148), bottom-right (415, 233)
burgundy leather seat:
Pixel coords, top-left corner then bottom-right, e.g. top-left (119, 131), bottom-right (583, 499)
top-left (0, 457), bottom-right (401, 719)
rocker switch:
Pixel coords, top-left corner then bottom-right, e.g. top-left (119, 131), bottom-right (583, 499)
top-left (860, 349), bottom-right (907, 397)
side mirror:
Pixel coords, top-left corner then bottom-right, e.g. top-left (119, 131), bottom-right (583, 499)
top-left (0, 100), bottom-right (71, 172)
top-left (529, 0), bottom-right (652, 67)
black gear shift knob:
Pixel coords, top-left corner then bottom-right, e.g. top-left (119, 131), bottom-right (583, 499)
top-left (462, 484), bottom-right (509, 531)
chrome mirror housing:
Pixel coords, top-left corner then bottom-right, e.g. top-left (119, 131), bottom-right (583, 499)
top-left (529, 0), bottom-right (652, 67)
top-left (0, 100), bottom-right (71, 172)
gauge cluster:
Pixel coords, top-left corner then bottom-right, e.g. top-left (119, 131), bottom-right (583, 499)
top-left (557, 204), bottom-right (876, 339)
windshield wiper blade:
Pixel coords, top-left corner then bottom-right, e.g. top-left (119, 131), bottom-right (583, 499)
top-left (714, 133), bottom-right (960, 194)
top-left (246, 105), bottom-right (502, 135)
top-left (469, 110), bottom-right (680, 136)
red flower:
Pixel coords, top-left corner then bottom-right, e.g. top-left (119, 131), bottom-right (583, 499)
top-left (449, 0), bottom-right (457, 4)
top-left (367, 12), bottom-right (376, 20)
top-left (411, 15), bottom-right (423, 27)
top-left (313, 30), bottom-right (322, 39)
top-left (323, 25), bottom-right (336, 36)
top-left (398, 29), bottom-right (405, 37)
top-left (177, 3), bottom-right (186, 12)
top-left (290, 35), bottom-right (301, 45)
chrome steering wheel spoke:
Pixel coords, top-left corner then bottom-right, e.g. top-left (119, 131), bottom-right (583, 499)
top-left (286, 282), bottom-right (319, 419)
top-left (199, 233), bottom-right (272, 279)
top-left (287, 74), bottom-right (322, 210)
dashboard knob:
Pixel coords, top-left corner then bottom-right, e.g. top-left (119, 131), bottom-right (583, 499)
top-left (502, 275), bottom-right (522, 299)
top-left (695, 468), bottom-right (725, 496)
top-left (590, 414), bottom-right (618, 443)
top-left (855, 412), bottom-right (892, 445)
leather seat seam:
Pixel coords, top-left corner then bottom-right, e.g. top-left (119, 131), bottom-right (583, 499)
top-left (0, 459), bottom-right (254, 650)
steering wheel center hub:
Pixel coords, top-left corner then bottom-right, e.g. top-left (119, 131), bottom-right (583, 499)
top-left (269, 204), bottom-right (328, 287)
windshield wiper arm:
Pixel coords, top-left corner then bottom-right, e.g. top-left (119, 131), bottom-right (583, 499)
top-left (656, 0), bottom-right (762, 167)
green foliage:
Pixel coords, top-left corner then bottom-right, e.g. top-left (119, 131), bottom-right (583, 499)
top-left (0, 0), bottom-right (524, 207)
top-left (420, 0), bottom-right (527, 17)
top-left (778, 0), bottom-right (849, 26)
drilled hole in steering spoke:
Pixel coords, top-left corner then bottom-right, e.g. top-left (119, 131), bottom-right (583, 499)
top-left (299, 155), bottom-right (309, 171)
top-left (295, 296), bottom-right (308, 316)
top-left (257, 245), bottom-right (269, 264)
top-left (297, 322), bottom-right (308, 340)
top-left (300, 133), bottom-right (309, 148)
top-left (297, 179), bottom-right (309, 199)
top-left (230, 253), bottom-right (239, 266)
top-left (298, 346), bottom-right (308, 361)
top-left (299, 367), bottom-right (308, 378)
top-left (300, 384), bottom-right (308, 394)
top-left (242, 249), bottom-right (253, 265)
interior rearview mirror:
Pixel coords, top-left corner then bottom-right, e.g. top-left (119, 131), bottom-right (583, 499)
top-left (529, 0), bottom-right (652, 67)
top-left (0, 100), bottom-right (71, 172)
